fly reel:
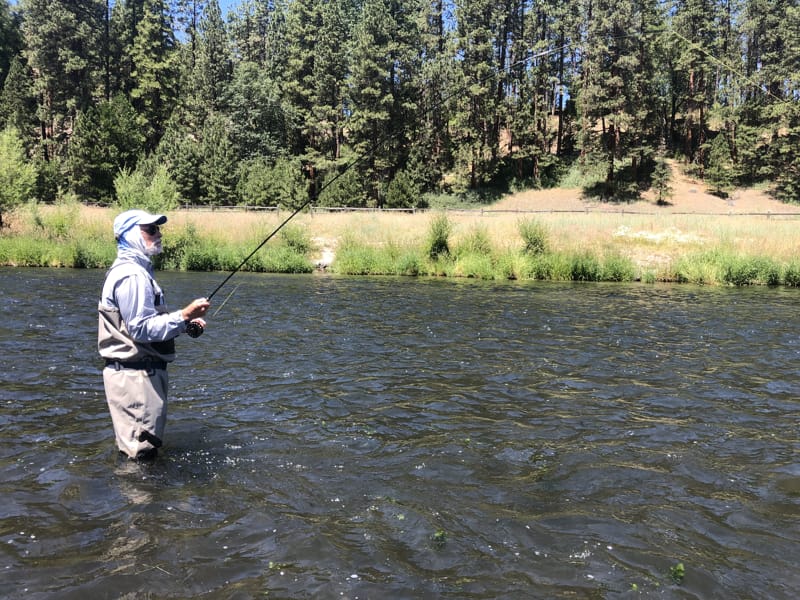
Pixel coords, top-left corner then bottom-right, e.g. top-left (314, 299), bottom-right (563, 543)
top-left (186, 321), bottom-right (204, 338)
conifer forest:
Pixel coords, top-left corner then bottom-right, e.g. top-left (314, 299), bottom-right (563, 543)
top-left (0, 0), bottom-right (798, 211)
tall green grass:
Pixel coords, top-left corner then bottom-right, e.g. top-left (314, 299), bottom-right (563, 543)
top-left (331, 224), bottom-right (639, 283)
top-left (0, 200), bottom-right (113, 267)
top-left (2, 205), bottom-right (797, 287)
top-left (158, 222), bottom-right (314, 273)
top-left (670, 250), bottom-right (786, 286)
top-left (1, 213), bottom-right (314, 273)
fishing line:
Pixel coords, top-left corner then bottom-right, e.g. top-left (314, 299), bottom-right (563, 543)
top-left (184, 42), bottom-right (573, 338)
top-left (212, 283), bottom-right (241, 317)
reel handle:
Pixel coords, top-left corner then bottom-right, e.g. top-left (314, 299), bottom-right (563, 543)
top-left (185, 321), bottom-right (204, 338)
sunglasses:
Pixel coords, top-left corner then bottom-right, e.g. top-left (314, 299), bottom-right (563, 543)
top-left (140, 224), bottom-right (161, 235)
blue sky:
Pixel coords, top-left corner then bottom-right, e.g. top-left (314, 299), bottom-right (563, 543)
top-left (220, 0), bottom-right (239, 17)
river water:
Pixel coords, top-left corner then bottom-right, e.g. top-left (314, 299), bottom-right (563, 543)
top-left (0, 267), bottom-right (798, 599)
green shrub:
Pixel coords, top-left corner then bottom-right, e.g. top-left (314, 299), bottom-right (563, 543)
top-left (218, 246), bottom-right (249, 271)
top-left (784, 262), bottom-right (800, 287)
top-left (72, 238), bottom-right (116, 268)
top-left (183, 245), bottom-right (223, 272)
top-left (395, 250), bottom-right (423, 276)
top-left (257, 245), bottom-right (313, 273)
top-left (5, 237), bottom-right (46, 266)
top-left (385, 169), bottom-right (421, 209)
top-left (518, 218), bottom-right (549, 255)
top-left (496, 251), bottom-right (531, 280)
top-left (757, 259), bottom-right (781, 286)
top-left (27, 197), bottom-right (81, 240)
top-left (426, 213), bottom-right (452, 259)
top-left (641, 270), bottom-right (657, 284)
top-left (0, 127), bottom-right (36, 222)
top-left (523, 254), bottom-right (549, 280)
top-left (673, 252), bottom-right (720, 285)
top-left (723, 256), bottom-right (781, 286)
top-left (160, 222), bottom-right (200, 270)
top-left (540, 253), bottom-right (572, 281)
top-left (114, 164), bottom-right (179, 213)
top-left (570, 251), bottom-right (602, 281)
top-left (602, 254), bottom-right (636, 282)
top-left (333, 236), bottom-right (379, 275)
top-left (454, 252), bottom-right (495, 279)
top-left (279, 224), bottom-right (312, 255)
top-left (456, 225), bottom-right (492, 257)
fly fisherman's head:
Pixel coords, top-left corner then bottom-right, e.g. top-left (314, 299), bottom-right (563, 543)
top-left (113, 209), bottom-right (168, 257)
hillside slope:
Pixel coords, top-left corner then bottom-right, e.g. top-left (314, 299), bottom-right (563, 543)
top-left (493, 161), bottom-right (800, 215)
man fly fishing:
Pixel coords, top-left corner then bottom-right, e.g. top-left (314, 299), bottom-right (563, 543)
top-left (98, 209), bottom-right (210, 461)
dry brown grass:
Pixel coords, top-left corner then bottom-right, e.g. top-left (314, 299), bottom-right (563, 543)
top-left (12, 163), bottom-right (800, 272)
top-left (159, 188), bottom-right (799, 269)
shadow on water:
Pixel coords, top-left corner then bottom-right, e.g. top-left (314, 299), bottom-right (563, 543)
top-left (1, 268), bottom-right (799, 598)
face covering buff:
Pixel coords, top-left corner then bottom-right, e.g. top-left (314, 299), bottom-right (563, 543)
top-left (120, 225), bottom-right (162, 257)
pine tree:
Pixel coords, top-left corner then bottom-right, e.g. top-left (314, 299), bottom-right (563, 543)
top-left (172, 0), bottom-right (206, 72)
top-left (228, 0), bottom-right (260, 64)
top-left (154, 110), bottom-right (203, 202)
top-left (192, 0), bottom-right (231, 114)
top-left (4, 0), bottom-right (796, 206)
top-left (228, 0), bottom-right (288, 79)
top-left (740, 0), bottom-right (800, 199)
top-left (348, 0), bottom-right (421, 205)
top-left (309, 0), bottom-right (353, 165)
top-left (385, 168), bottom-right (421, 208)
top-left (227, 61), bottom-right (291, 162)
top-left (108, 0), bottom-right (145, 98)
top-left (579, 0), bottom-right (662, 198)
top-left (129, 0), bottom-right (179, 149)
top-left (506, 0), bottom-right (566, 186)
top-left (66, 94), bottom-right (145, 201)
top-left (703, 132), bottom-right (735, 197)
top-left (316, 166), bottom-right (368, 207)
top-left (451, 0), bottom-right (504, 191)
top-left (406, 0), bottom-right (454, 192)
top-left (198, 113), bottom-right (238, 204)
top-left (651, 148), bottom-right (673, 205)
top-left (21, 0), bottom-right (107, 158)
top-left (282, 0), bottom-right (319, 157)
top-left (0, 55), bottom-right (37, 139)
top-left (670, 0), bottom-right (723, 172)
top-left (0, 126), bottom-right (36, 225)
top-left (771, 105), bottom-right (800, 203)
top-left (0, 0), bottom-right (22, 87)
top-left (269, 156), bottom-right (309, 209)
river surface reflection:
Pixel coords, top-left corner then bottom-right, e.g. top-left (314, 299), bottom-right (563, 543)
top-left (1, 267), bottom-right (798, 599)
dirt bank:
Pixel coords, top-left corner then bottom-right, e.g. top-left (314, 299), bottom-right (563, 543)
top-left (493, 161), bottom-right (799, 215)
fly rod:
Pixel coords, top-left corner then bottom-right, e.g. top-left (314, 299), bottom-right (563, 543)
top-left (185, 44), bottom-right (570, 338)
top-left (185, 165), bottom-right (346, 338)
top-left (185, 157), bottom-right (352, 338)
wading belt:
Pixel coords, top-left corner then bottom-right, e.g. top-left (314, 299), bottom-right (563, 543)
top-left (105, 358), bottom-right (167, 375)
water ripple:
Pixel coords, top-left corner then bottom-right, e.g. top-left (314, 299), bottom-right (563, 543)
top-left (1, 270), bottom-right (799, 598)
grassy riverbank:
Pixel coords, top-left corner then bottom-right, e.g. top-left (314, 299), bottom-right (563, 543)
top-left (2, 190), bottom-right (800, 286)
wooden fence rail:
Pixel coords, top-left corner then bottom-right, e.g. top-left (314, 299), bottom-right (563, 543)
top-left (173, 204), bottom-right (800, 219)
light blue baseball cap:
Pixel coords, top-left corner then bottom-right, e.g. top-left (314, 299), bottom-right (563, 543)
top-left (113, 209), bottom-right (167, 239)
